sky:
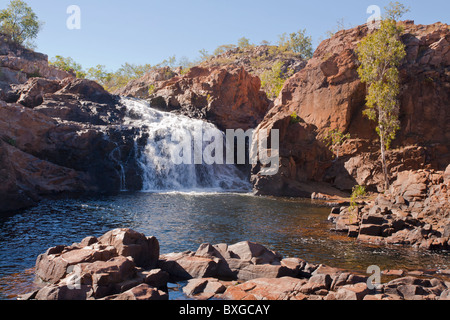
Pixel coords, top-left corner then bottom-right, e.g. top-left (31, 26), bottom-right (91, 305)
top-left (9, 0), bottom-right (450, 71)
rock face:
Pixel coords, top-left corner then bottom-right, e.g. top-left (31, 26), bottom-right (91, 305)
top-left (31, 228), bottom-right (168, 300)
top-left (329, 165), bottom-right (450, 250)
top-left (252, 21), bottom-right (450, 196)
top-left (0, 37), bottom-right (149, 214)
top-left (146, 66), bottom-right (271, 131)
top-left (22, 229), bottom-right (450, 300)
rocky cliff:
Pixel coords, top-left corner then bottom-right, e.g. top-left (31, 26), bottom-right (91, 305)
top-left (0, 36), bottom-right (148, 214)
top-left (251, 21), bottom-right (450, 196)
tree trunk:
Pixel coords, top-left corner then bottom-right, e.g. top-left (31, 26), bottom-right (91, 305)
top-left (380, 133), bottom-right (390, 191)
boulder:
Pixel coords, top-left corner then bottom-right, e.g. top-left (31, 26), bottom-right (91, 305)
top-left (98, 228), bottom-right (159, 269)
top-left (221, 277), bottom-right (306, 300)
top-left (147, 66), bottom-right (270, 131)
top-left (112, 284), bottom-right (168, 301)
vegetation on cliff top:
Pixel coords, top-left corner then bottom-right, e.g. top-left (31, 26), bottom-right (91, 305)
top-left (0, 0), bottom-right (42, 49)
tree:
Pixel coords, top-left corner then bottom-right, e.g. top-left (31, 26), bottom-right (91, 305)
top-left (49, 55), bottom-right (86, 78)
top-left (384, 1), bottom-right (410, 20)
top-left (277, 29), bottom-right (313, 59)
top-left (213, 44), bottom-right (237, 56)
top-left (86, 65), bottom-right (113, 85)
top-left (356, 4), bottom-right (408, 191)
top-left (237, 37), bottom-right (252, 49)
top-left (0, 0), bottom-right (42, 48)
top-left (260, 61), bottom-right (293, 99)
top-left (323, 129), bottom-right (350, 160)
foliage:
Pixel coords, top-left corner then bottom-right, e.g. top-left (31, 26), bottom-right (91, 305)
top-left (198, 49), bottom-right (211, 61)
top-left (289, 111), bottom-right (301, 124)
top-left (1, 135), bottom-right (16, 147)
top-left (148, 84), bottom-right (156, 95)
top-left (356, 4), bottom-right (407, 190)
top-left (260, 61), bottom-right (293, 99)
top-left (383, 1), bottom-right (410, 20)
top-left (278, 29), bottom-right (313, 59)
top-left (213, 44), bottom-right (237, 56)
top-left (323, 129), bottom-right (350, 159)
top-left (0, 0), bottom-right (42, 48)
top-left (237, 37), bottom-right (252, 49)
top-left (325, 18), bottom-right (350, 38)
top-left (49, 55), bottom-right (86, 78)
top-left (350, 185), bottom-right (367, 213)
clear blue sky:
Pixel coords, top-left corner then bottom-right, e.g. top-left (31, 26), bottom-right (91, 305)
top-left (17, 0), bottom-right (450, 71)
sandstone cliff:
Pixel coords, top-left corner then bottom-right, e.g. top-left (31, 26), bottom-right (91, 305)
top-left (252, 21), bottom-right (450, 196)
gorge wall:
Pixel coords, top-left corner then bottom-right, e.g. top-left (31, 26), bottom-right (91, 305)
top-left (1, 20), bottom-right (449, 214)
top-left (251, 21), bottom-right (450, 197)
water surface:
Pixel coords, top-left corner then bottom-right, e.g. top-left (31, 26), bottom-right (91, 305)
top-left (0, 192), bottom-right (448, 299)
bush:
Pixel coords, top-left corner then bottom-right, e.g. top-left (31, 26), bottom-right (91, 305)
top-left (350, 185), bottom-right (367, 209)
top-left (290, 111), bottom-right (301, 124)
top-left (0, 0), bottom-right (43, 48)
top-left (260, 61), bottom-right (293, 99)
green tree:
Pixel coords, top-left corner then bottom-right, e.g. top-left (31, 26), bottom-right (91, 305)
top-left (323, 129), bottom-right (350, 160)
top-left (0, 0), bottom-right (42, 48)
top-left (356, 4), bottom-right (408, 190)
top-left (288, 29), bottom-right (313, 59)
top-left (278, 29), bottom-right (313, 59)
top-left (213, 44), bottom-right (237, 56)
top-left (49, 55), bottom-right (86, 78)
top-left (86, 65), bottom-right (113, 85)
top-left (237, 37), bottom-right (252, 49)
top-left (260, 61), bottom-right (293, 99)
top-left (384, 1), bottom-right (410, 20)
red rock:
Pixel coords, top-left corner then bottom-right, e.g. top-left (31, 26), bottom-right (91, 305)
top-left (382, 269), bottom-right (405, 277)
top-left (159, 252), bottom-right (220, 281)
top-left (252, 22), bottom-right (450, 195)
top-left (113, 284), bottom-right (168, 300)
top-left (222, 277), bottom-right (306, 300)
top-left (98, 228), bottom-right (159, 269)
top-left (147, 66), bottom-right (270, 131)
top-left (334, 283), bottom-right (370, 300)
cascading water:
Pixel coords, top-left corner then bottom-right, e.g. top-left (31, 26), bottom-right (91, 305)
top-left (120, 97), bottom-right (251, 192)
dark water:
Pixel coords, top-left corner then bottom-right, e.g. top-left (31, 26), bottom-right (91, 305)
top-left (0, 192), bottom-right (449, 299)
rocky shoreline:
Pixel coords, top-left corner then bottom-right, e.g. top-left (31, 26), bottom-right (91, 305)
top-left (329, 165), bottom-right (450, 251)
top-left (20, 228), bottom-right (450, 301)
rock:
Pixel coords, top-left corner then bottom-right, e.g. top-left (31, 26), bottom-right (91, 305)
top-left (182, 278), bottom-right (226, 297)
top-left (359, 224), bottom-right (383, 237)
top-left (146, 66), bottom-right (270, 131)
top-left (98, 228), bottom-right (159, 269)
top-left (112, 284), bottom-right (168, 300)
top-left (140, 269), bottom-right (169, 290)
top-left (222, 277), bottom-right (306, 300)
top-left (35, 284), bottom-right (93, 301)
top-left (159, 252), bottom-right (220, 281)
top-left (299, 274), bottom-right (332, 294)
top-left (334, 283), bottom-right (370, 300)
top-left (444, 165), bottom-right (450, 184)
top-left (226, 241), bottom-right (282, 264)
top-left (252, 22), bottom-right (450, 196)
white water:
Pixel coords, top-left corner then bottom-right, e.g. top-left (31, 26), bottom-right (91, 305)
top-left (120, 97), bottom-right (251, 193)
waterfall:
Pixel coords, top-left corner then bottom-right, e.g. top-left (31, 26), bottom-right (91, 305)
top-left (120, 97), bottom-right (251, 193)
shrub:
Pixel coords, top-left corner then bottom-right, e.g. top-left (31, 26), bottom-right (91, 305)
top-left (350, 185), bottom-right (367, 209)
top-left (290, 111), bottom-right (301, 124)
top-left (260, 61), bottom-right (292, 99)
